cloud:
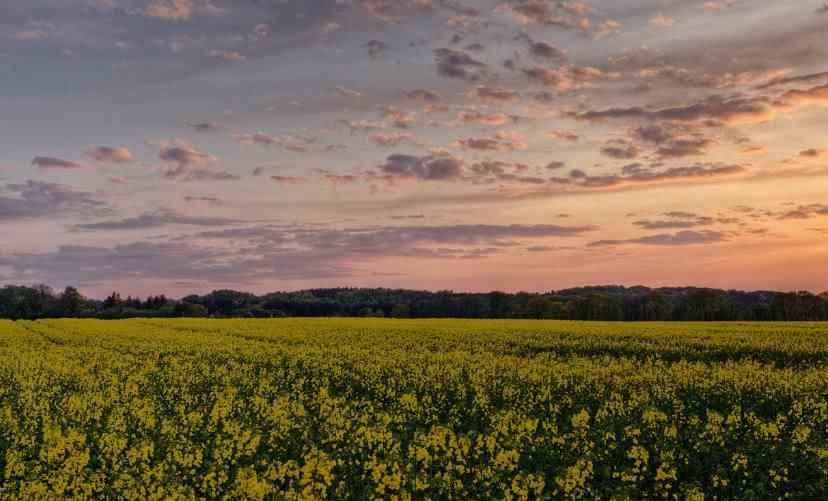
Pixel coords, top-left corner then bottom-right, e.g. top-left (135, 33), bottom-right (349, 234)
top-left (700, 1), bottom-right (737, 10)
top-left (184, 196), bottom-right (226, 206)
top-left (454, 135), bottom-right (526, 152)
top-left (600, 141), bottom-right (640, 160)
top-left (32, 156), bottom-right (86, 170)
top-left (649, 13), bottom-right (675, 26)
top-left (208, 50), bottom-right (247, 63)
top-left (779, 83), bottom-right (828, 106)
top-left (388, 214), bottom-right (426, 220)
top-left (0, 222), bottom-right (597, 285)
top-left (89, 0), bottom-right (117, 10)
top-left (757, 71), bottom-right (828, 90)
top-left (85, 146), bottom-right (134, 163)
top-left (163, 167), bottom-right (240, 181)
top-left (378, 153), bottom-right (465, 181)
top-left (133, 0), bottom-right (222, 22)
top-left (529, 40), bottom-right (566, 59)
top-left (379, 106), bottom-right (417, 128)
top-left (499, 0), bottom-right (587, 28)
top-left (798, 148), bottom-right (825, 158)
top-left (523, 65), bottom-right (617, 92)
top-left (14, 21), bottom-right (55, 41)
top-left (629, 124), bottom-right (719, 158)
top-left (239, 132), bottom-right (285, 146)
top-left (550, 162), bottom-right (748, 189)
top-left (456, 111), bottom-right (510, 126)
top-left (588, 230), bottom-right (728, 247)
top-left (285, 145), bottom-right (313, 154)
top-left (468, 160), bottom-right (543, 184)
top-left (321, 21), bottom-right (341, 36)
top-left (636, 65), bottom-right (786, 90)
top-left (446, 12), bottom-right (485, 33)
top-left (251, 23), bottom-right (269, 39)
top-left (141, 0), bottom-right (195, 21)
top-left (594, 20), bottom-right (622, 39)
top-left (358, 0), bottom-right (398, 23)
top-left (407, 0), bottom-right (437, 13)
top-left (188, 122), bottom-right (221, 132)
top-left (406, 88), bottom-right (440, 102)
top-left (655, 138), bottom-right (719, 158)
top-left (199, 222), bottom-right (597, 250)
top-left (319, 172), bottom-right (361, 184)
top-left (0, 242), bottom-right (247, 286)
top-left (370, 132), bottom-right (419, 147)
top-left (546, 130), bottom-right (579, 142)
top-left (236, 133), bottom-right (317, 151)
top-left (471, 86), bottom-right (521, 104)
top-left (633, 124), bottom-right (681, 144)
top-left (158, 144), bottom-right (214, 166)
top-left (363, 223), bottom-right (596, 244)
top-left (434, 48), bottom-right (487, 81)
top-left (8, 0), bottom-right (828, 291)
top-left (75, 207), bottom-right (240, 230)
top-left (341, 120), bottom-right (387, 132)
top-left (271, 175), bottom-right (311, 184)
top-left (525, 245), bottom-right (569, 252)
top-left (632, 212), bottom-right (716, 230)
top-left (0, 181), bottom-right (108, 221)
top-left (150, 141), bottom-right (236, 181)
top-left (778, 204), bottom-right (828, 220)
top-left (321, 144), bottom-right (348, 153)
top-left (569, 95), bottom-right (775, 124)
top-left (468, 160), bottom-right (515, 177)
top-left (331, 86), bottom-right (362, 98)
top-left (364, 40), bottom-right (387, 58)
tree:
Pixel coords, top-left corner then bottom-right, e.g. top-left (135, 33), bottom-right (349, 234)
top-left (198, 290), bottom-right (255, 316)
top-left (145, 295), bottom-right (169, 310)
top-left (642, 290), bottom-right (672, 321)
top-left (0, 285), bottom-right (57, 319)
top-left (102, 292), bottom-right (122, 310)
top-left (172, 303), bottom-right (208, 318)
top-left (573, 294), bottom-right (623, 321)
top-left (526, 296), bottom-right (555, 319)
top-left (390, 304), bottom-right (411, 319)
top-left (123, 296), bottom-right (142, 309)
top-left (2, 283), bottom-right (828, 321)
top-left (57, 286), bottom-right (86, 317)
top-left (688, 289), bottom-right (727, 321)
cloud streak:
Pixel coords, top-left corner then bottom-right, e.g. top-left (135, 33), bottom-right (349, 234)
top-left (589, 231), bottom-right (728, 247)
top-left (0, 181), bottom-right (108, 221)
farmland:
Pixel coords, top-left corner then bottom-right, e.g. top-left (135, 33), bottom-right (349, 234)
top-left (0, 319), bottom-right (826, 499)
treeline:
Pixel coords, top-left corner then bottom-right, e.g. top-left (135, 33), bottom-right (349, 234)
top-left (0, 286), bottom-right (208, 320)
top-left (2, 284), bottom-right (828, 321)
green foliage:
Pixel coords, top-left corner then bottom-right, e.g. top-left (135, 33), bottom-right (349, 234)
top-left (0, 319), bottom-right (826, 499)
top-left (172, 303), bottom-right (209, 318)
top-left (390, 304), bottom-right (411, 319)
top-left (4, 284), bottom-right (828, 321)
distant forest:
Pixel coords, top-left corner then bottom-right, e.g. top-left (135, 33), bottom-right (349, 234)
top-left (2, 284), bottom-right (828, 321)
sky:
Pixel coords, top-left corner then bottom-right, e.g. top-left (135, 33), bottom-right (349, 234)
top-left (2, 0), bottom-right (828, 297)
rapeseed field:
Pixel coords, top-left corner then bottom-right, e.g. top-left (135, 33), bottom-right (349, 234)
top-left (0, 319), bottom-right (825, 499)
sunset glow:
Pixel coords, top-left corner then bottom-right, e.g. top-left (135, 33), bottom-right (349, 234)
top-left (2, 0), bottom-right (828, 296)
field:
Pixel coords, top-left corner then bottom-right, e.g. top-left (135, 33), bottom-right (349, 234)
top-left (0, 319), bottom-right (826, 499)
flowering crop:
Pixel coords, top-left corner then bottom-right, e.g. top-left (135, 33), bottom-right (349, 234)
top-left (0, 318), bottom-right (826, 499)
